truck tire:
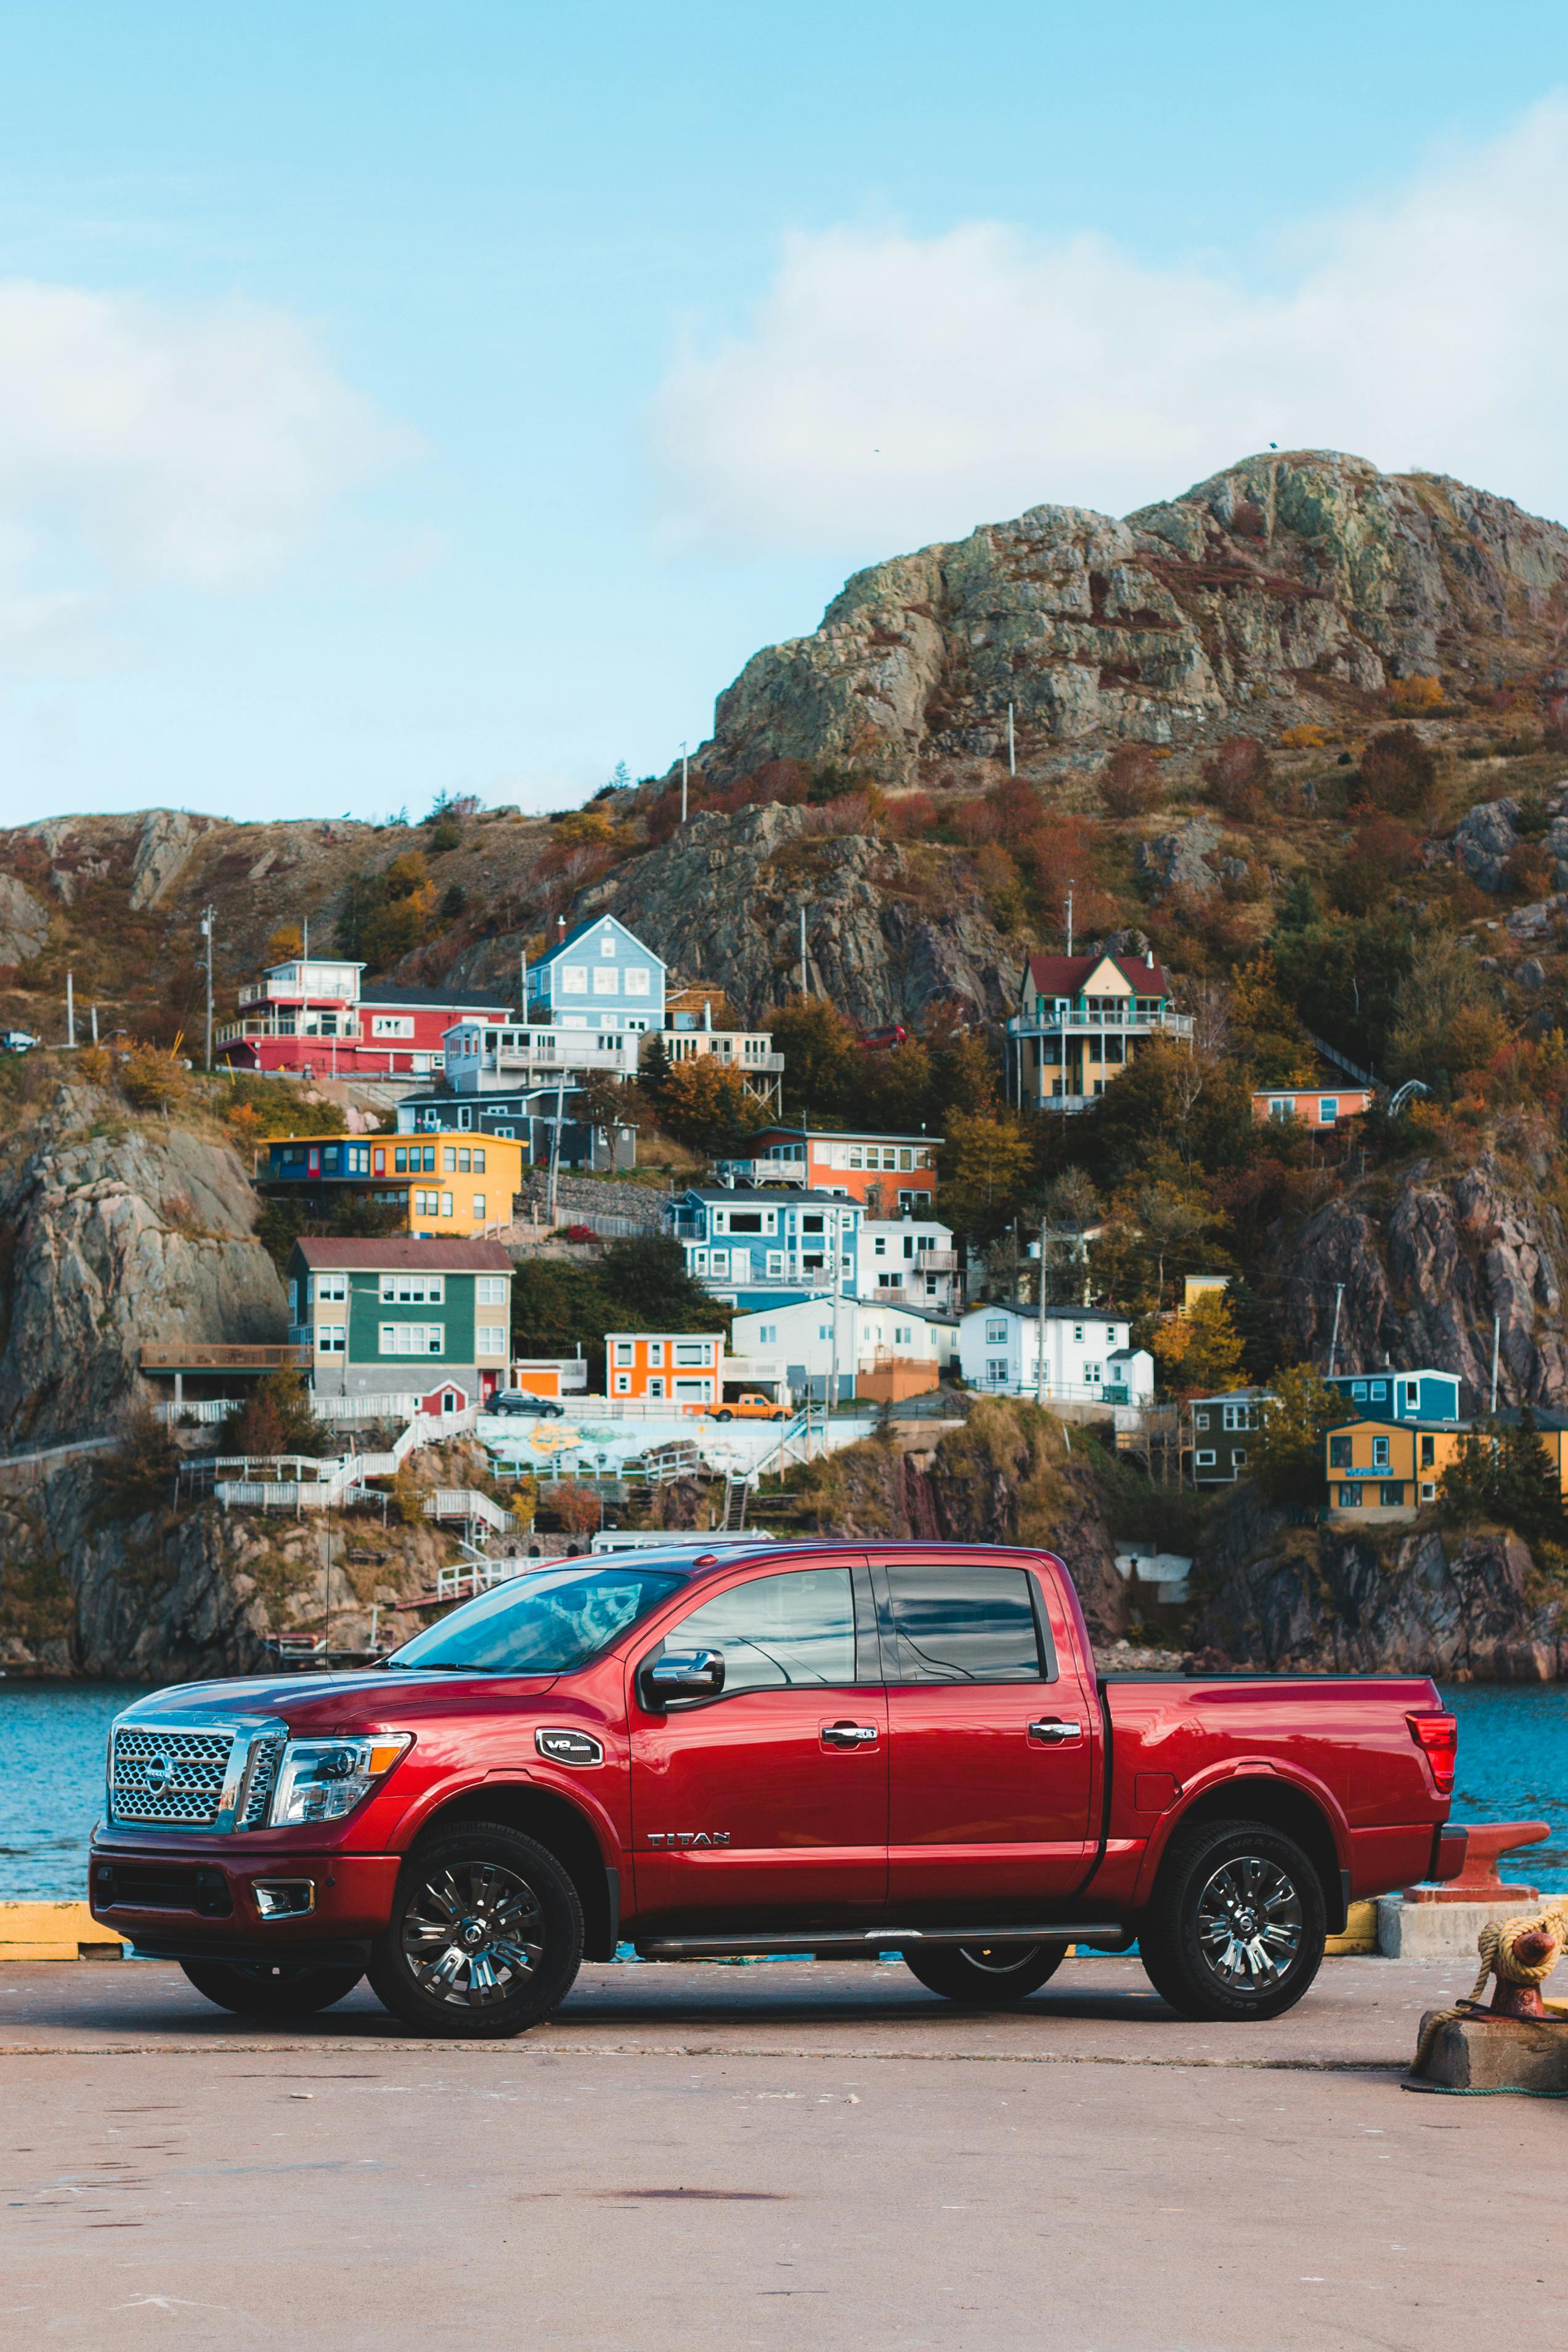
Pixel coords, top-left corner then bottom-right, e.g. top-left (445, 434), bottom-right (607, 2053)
top-left (903, 1941), bottom-right (1066, 2006)
top-left (366, 1821), bottom-right (584, 2038)
top-left (179, 1959), bottom-right (364, 2016)
top-left (1138, 1817), bottom-right (1326, 2022)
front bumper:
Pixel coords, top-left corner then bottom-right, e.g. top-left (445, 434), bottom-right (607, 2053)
top-left (89, 1842), bottom-right (400, 1964)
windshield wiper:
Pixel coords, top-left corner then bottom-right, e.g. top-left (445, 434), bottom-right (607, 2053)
top-left (384, 1658), bottom-right (496, 1672)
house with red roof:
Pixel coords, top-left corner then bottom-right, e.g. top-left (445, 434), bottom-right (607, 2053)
top-left (1007, 947), bottom-right (1192, 1112)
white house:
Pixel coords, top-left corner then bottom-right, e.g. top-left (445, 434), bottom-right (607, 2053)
top-left (959, 1303), bottom-right (1153, 1405)
top-left (853, 1216), bottom-right (962, 1314)
top-left (731, 1296), bottom-right (945, 1402)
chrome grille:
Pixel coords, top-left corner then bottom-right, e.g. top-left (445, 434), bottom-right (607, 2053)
top-left (110, 1726), bottom-right (234, 1826)
top-left (239, 1731), bottom-right (286, 1829)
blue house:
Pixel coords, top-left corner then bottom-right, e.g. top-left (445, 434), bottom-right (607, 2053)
top-left (1323, 1369), bottom-right (1462, 1423)
top-left (526, 914), bottom-right (665, 1035)
top-left (668, 1188), bottom-right (861, 1312)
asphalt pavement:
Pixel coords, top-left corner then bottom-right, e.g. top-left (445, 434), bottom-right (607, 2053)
top-left (2, 1955), bottom-right (1563, 2349)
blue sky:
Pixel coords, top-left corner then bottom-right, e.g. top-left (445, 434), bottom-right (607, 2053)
top-left (1, 1), bottom-right (1566, 825)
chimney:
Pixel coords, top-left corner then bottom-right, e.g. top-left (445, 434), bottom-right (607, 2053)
top-left (1145, 947), bottom-right (1154, 968)
top-left (703, 998), bottom-right (712, 1032)
top-left (556, 916), bottom-right (567, 942)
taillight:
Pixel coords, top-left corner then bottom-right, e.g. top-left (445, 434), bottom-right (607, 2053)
top-left (1407, 1710), bottom-right (1456, 1796)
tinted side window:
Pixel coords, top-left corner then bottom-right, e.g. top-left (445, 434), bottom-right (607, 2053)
top-left (884, 1563), bottom-right (1047, 1683)
top-left (665, 1568), bottom-right (855, 1698)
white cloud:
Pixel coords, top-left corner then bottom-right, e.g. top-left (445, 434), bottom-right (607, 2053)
top-left (0, 282), bottom-right (410, 639)
top-left (652, 97), bottom-right (1568, 551)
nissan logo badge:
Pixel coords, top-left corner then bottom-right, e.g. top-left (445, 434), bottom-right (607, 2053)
top-left (145, 1754), bottom-right (172, 1794)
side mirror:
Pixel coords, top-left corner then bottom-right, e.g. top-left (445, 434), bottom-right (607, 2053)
top-left (640, 1648), bottom-right (725, 1709)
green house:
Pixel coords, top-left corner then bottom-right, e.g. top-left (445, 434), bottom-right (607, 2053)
top-left (286, 1237), bottom-right (514, 1410)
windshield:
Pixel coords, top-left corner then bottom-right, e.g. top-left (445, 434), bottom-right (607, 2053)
top-left (386, 1558), bottom-right (694, 1676)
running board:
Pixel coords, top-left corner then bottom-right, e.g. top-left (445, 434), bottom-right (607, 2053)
top-left (635, 1922), bottom-right (1131, 1959)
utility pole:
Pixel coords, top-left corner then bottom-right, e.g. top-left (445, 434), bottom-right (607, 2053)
top-left (798, 908), bottom-right (808, 996)
top-left (1007, 702), bottom-right (1016, 776)
top-left (302, 916), bottom-right (309, 958)
top-left (546, 1076), bottom-right (566, 1226)
top-left (518, 945), bottom-right (527, 1022)
top-left (1326, 1282), bottom-right (1344, 1377)
top-left (200, 905), bottom-right (215, 1072)
top-left (1065, 884), bottom-right (1074, 959)
top-left (65, 971), bottom-right (75, 1049)
top-left (680, 742), bottom-right (688, 825)
top-left (1036, 1211), bottom-right (1048, 1409)
top-left (90, 1004), bottom-right (99, 1046)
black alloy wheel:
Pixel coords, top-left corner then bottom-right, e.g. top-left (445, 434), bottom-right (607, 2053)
top-left (367, 1821), bottom-right (583, 2038)
top-left (179, 1959), bottom-right (365, 2017)
top-left (903, 1941), bottom-right (1066, 2006)
top-left (1138, 1817), bottom-right (1326, 2021)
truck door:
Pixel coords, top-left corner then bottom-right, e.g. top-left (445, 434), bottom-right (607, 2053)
top-left (628, 1558), bottom-right (887, 1927)
top-left (875, 1555), bottom-right (1097, 1911)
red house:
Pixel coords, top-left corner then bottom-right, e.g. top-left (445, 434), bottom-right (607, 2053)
top-left (216, 955), bottom-right (509, 1080)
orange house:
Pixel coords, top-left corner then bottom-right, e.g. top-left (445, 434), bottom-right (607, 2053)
top-left (1253, 1088), bottom-right (1373, 1129)
top-left (721, 1126), bottom-right (940, 1211)
top-left (606, 1332), bottom-right (724, 1406)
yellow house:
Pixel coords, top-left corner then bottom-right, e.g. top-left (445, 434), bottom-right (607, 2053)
top-left (259, 1131), bottom-right (527, 1237)
top-left (1007, 950), bottom-right (1193, 1113)
top-left (1324, 1417), bottom-right (1469, 1524)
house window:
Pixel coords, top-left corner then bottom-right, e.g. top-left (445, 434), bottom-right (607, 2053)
top-left (560, 966), bottom-right (588, 993)
top-left (1329, 1436), bottom-right (1352, 1469)
top-left (1339, 1484), bottom-right (1363, 1507)
top-left (647, 1342), bottom-right (664, 1366)
top-left (477, 1325), bottom-right (508, 1356)
top-left (600, 932), bottom-right (615, 956)
top-left (624, 967), bottom-right (650, 996)
top-left (1420, 1434), bottom-right (1436, 1468)
top-left (1372, 1437), bottom-right (1390, 1470)
top-left (1351, 1381), bottom-right (1367, 1400)
top-left (1320, 1098), bottom-right (1339, 1123)
top-left (1420, 1481), bottom-right (1437, 1502)
top-left (759, 1324), bottom-right (777, 1344)
top-left (986, 1357), bottom-right (1008, 1382)
top-left (316, 1325), bottom-right (346, 1353)
top-left (441, 1192), bottom-right (453, 1218)
top-left (310, 1274), bottom-right (347, 1303)
top-left (614, 1372), bottom-right (631, 1394)
top-left (1403, 1382), bottom-right (1420, 1413)
top-left (648, 1377), bottom-right (665, 1400)
top-left (473, 1195), bottom-right (487, 1220)
top-left (708, 1250), bottom-right (728, 1276)
top-left (1268, 1099), bottom-right (1294, 1121)
top-left (766, 1251), bottom-right (784, 1276)
top-left (474, 1149), bottom-right (486, 1173)
top-left (1379, 1482), bottom-right (1403, 1508)
top-left (476, 1277), bottom-right (508, 1308)
top-left (592, 968), bottom-right (618, 995)
top-left (673, 1377), bottom-right (709, 1398)
top-left (380, 1275), bottom-right (444, 1304)
top-left (895, 1325), bottom-right (911, 1346)
top-left (1370, 1380), bottom-right (1387, 1401)
top-left (1195, 1409), bottom-right (1212, 1431)
top-left (444, 1147), bottom-right (457, 1172)
top-left (673, 1343), bottom-right (707, 1366)
top-left (1233, 1449), bottom-right (1248, 1467)
top-left (372, 1015), bottom-right (414, 1038)
top-left (1195, 1450), bottom-right (1216, 1468)
top-left (380, 1324), bottom-right (444, 1355)
top-left (986, 1319), bottom-right (1008, 1344)
top-left (1073, 1325), bottom-right (1084, 1344)
top-left (613, 1342), bottom-right (634, 1366)
top-left (1083, 1364), bottom-right (1101, 1385)
top-left (1222, 1404), bottom-right (1251, 1431)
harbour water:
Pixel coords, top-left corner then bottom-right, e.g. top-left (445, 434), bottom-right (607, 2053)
top-left (1, 1676), bottom-right (1564, 1903)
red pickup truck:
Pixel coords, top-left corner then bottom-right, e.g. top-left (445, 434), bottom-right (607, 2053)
top-left (90, 1541), bottom-right (1463, 2040)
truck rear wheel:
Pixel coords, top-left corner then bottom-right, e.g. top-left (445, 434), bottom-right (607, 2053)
top-left (1139, 1817), bottom-right (1325, 2022)
top-left (903, 1941), bottom-right (1066, 2006)
top-left (179, 1959), bottom-right (364, 2017)
top-left (367, 1821), bottom-right (583, 2038)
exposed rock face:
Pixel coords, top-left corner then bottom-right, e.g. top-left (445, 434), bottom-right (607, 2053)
top-left (0, 1086), bottom-right (287, 1451)
top-left (128, 809), bottom-right (212, 909)
top-left (1193, 1485), bottom-right (1564, 1678)
top-left (0, 872), bottom-right (49, 967)
top-left (1278, 1154), bottom-right (1568, 1414)
top-left (1135, 813), bottom-right (1223, 897)
top-left (693, 452), bottom-right (1568, 786)
top-left (597, 803), bottom-right (1018, 1027)
top-left (1453, 797), bottom-right (1524, 892)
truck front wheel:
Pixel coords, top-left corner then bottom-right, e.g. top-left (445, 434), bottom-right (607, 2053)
top-left (179, 1959), bottom-right (364, 2016)
top-left (1139, 1817), bottom-right (1326, 2022)
top-left (367, 1821), bottom-right (584, 2038)
top-left (903, 1942), bottom-right (1066, 2006)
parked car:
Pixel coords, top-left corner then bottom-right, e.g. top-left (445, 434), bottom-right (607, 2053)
top-left (488, 1390), bottom-right (565, 1419)
top-left (0, 1030), bottom-right (39, 1052)
top-left (701, 1392), bottom-right (787, 1422)
top-left (91, 1540), bottom-right (1464, 2039)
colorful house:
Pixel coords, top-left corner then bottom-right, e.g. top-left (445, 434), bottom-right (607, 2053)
top-left (259, 1131), bottom-right (527, 1237)
top-left (1324, 1369), bottom-right (1463, 1424)
top-left (605, 1333), bottom-right (725, 1407)
top-left (670, 1187), bottom-right (861, 1310)
top-left (1191, 1388), bottom-right (1277, 1486)
top-left (1253, 1087), bottom-right (1374, 1128)
top-left (715, 1126), bottom-right (939, 1212)
top-left (217, 956), bottom-right (509, 1080)
top-left (285, 1237), bottom-right (514, 1408)
top-left (1324, 1417), bottom-right (1469, 1523)
top-left (729, 1297), bottom-right (945, 1404)
top-left (956, 1304), bottom-right (1152, 1405)
top-left (524, 913), bottom-right (666, 1033)
top-left (1007, 949), bottom-right (1192, 1113)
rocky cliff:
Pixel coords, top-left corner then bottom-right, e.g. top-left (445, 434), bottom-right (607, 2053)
top-left (697, 451), bottom-right (1568, 787)
top-left (1275, 1150), bottom-right (1568, 1416)
top-left (1192, 1484), bottom-right (1565, 1679)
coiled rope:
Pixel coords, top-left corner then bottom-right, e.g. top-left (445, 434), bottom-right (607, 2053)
top-left (1407, 1902), bottom-right (1568, 2081)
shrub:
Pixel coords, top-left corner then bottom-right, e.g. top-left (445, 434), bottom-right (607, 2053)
top-left (1388, 673), bottom-right (1445, 714)
top-left (549, 1481), bottom-right (603, 1537)
top-left (227, 1369), bottom-right (326, 1459)
top-left (1251, 1367), bottom-right (1341, 1505)
top-left (1439, 1413), bottom-right (1564, 1540)
top-left (1279, 723), bottom-right (1328, 749)
top-left (1202, 735), bottom-right (1270, 823)
top-left (1098, 745), bottom-right (1161, 818)
top-left (1355, 726), bottom-right (1437, 818)
top-left (121, 1043), bottom-right (191, 1112)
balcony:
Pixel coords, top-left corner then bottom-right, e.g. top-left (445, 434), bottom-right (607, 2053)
top-left (141, 1343), bottom-right (310, 1373)
top-left (217, 1017), bottom-right (364, 1046)
top-left (659, 1037), bottom-right (786, 1072)
top-left (1008, 1008), bottom-right (1193, 1041)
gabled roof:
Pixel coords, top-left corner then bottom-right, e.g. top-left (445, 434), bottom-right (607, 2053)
top-left (1023, 952), bottom-right (1171, 997)
top-left (737, 1126), bottom-right (942, 1145)
top-left (678, 1186), bottom-right (856, 1208)
top-left (1325, 1367), bottom-right (1458, 1383)
top-left (362, 985), bottom-right (511, 1011)
top-left (531, 914), bottom-right (665, 972)
top-left (1325, 1414), bottom-right (1470, 1435)
top-left (962, 1302), bottom-right (1129, 1324)
top-left (293, 1238), bottom-right (514, 1272)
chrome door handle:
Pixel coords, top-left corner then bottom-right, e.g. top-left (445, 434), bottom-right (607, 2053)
top-left (821, 1723), bottom-right (879, 1748)
top-left (1028, 1719), bottom-right (1083, 1744)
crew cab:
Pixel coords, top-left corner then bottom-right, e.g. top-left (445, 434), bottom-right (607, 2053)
top-left (694, 1393), bottom-right (788, 1422)
top-left (89, 1542), bottom-right (1463, 2039)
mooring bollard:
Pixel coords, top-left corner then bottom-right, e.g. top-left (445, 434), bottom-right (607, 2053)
top-left (1405, 1900), bottom-right (1568, 2094)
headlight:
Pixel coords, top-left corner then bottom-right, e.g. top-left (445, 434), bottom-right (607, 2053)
top-left (268, 1734), bottom-right (412, 1826)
